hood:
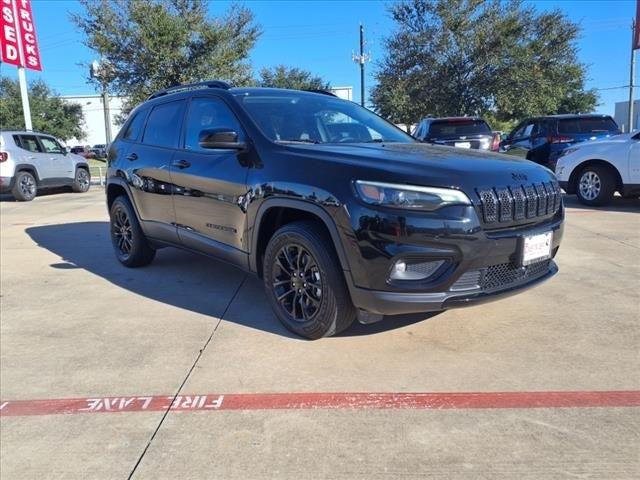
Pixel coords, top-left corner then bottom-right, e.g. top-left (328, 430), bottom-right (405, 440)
top-left (288, 142), bottom-right (555, 189)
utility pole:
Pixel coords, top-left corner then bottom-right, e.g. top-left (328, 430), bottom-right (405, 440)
top-left (629, 19), bottom-right (637, 133)
top-left (352, 23), bottom-right (370, 107)
top-left (90, 60), bottom-right (112, 144)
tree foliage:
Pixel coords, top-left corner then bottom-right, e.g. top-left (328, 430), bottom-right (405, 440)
top-left (0, 77), bottom-right (86, 141)
top-left (371, 0), bottom-right (598, 127)
top-left (258, 65), bottom-right (330, 90)
top-left (72, 0), bottom-right (260, 117)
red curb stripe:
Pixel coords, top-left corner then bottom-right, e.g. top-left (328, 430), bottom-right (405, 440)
top-left (1, 391), bottom-right (639, 417)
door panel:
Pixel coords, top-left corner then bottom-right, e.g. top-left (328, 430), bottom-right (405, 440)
top-left (171, 96), bottom-right (249, 254)
top-left (16, 134), bottom-right (50, 179)
top-left (629, 139), bottom-right (640, 183)
top-left (39, 136), bottom-right (74, 179)
top-left (125, 99), bottom-right (185, 238)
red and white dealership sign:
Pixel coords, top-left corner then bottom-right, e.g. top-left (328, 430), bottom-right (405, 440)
top-left (0, 0), bottom-right (42, 71)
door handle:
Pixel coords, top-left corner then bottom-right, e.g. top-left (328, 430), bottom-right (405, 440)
top-left (126, 153), bottom-right (138, 161)
top-left (172, 159), bottom-right (191, 169)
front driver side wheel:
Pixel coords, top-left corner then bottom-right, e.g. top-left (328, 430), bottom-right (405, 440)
top-left (263, 221), bottom-right (356, 339)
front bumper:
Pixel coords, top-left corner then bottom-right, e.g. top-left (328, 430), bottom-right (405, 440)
top-left (336, 198), bottom-right (564, 316)
top-left (349, 260), bottom-right (557, 315)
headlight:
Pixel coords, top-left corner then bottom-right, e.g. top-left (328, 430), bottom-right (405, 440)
top-left (354, 180), bottom-right (471, 211)
top-left (560, 147), bottom-right (579, 157)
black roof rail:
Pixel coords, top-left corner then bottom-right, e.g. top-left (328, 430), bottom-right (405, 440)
top-left (305, 89), bottom-right (337, 97)
top-left (147, 80), bottom-right (233, 100)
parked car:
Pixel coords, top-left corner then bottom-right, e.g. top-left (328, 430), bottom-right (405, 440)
top-left (412, 117), bottom-right (499, 151)
top-left (555, 131), bottom-right (640, 206)
top-left (0, 131), bottom-right (91, 201)
top-left (500, 114), bottom-right (621, 169)
top-left (106, 81), bottom-right (564, 339)
top-left (92, 144), bottom-right (107, 158)
top-left (70, 145), bottom-right (97, 159)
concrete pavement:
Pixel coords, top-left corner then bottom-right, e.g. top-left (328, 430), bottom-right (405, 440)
top-left (1, 189), bottom-right (639, 478)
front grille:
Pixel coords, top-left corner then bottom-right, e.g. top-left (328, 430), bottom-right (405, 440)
top-left (449, 260), bottom-right (551, 294)
top-left (482, 260), bottom-right (551, 292)
top-left (477, 181), bottom-right (561, 226)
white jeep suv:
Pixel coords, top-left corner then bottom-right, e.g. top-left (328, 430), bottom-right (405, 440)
top-left (555, 132), bottom-right (640, 206)
top-left (0, 130), bottom-right (91, 201)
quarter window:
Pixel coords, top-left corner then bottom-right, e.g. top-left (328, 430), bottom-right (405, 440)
top-left (184, 97), bottom-right (243, 151)
top-left (123, 110), bottom-right (147, 141)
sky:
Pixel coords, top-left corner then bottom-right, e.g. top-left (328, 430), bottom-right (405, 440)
top-left (1, 0), bottom-right (637, 116)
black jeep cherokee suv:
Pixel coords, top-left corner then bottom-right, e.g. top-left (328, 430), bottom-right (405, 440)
top-left (106, 81), bottom-right (563, 339)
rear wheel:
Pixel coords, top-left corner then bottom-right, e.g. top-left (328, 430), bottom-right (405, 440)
top-left (576, 165), bottom-right (615, 206)
top-left (109, 195), bottom-right (155, 267)
top-left (11, 171), bottom-right (37, 201)
top-left (263, 221), bottom-right (356, 339)
top-left (72, 168), bottom-right (90, 193)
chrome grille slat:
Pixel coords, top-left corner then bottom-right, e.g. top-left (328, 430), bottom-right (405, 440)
top-left (477, 182), bottom-right (561, 226)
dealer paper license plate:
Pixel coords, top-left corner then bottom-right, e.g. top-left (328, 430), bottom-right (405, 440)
top-left (522, 231), bottom-right (553, 266)
top-left (455, 141), bottom-right (471, 149)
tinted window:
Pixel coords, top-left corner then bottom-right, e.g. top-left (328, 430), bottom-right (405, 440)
top-left (123, 110), bottom-right (147, 141)
top-left (142, 101), bottom-right (185, 148)
top-left (185, 97), bottom-right (244, 151)
top-left (39, 136), bottom-right (64, 154)
top-left (16, 135), bottom-right (43, 153)
top-left (427, 120), bottom-right (491, 138)
top-left (558, 117), bottom-right (619, 134)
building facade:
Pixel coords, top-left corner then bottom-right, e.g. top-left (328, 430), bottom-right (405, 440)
top-left (62, 94), bottom-right (125, 147)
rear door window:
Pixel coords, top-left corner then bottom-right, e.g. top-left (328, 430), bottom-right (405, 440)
top-left (428, 119), bottom-right (491, 138)
top-left (16, 135), bottom-right (44, 153)
top-left (142, 100), bottom-right (186, 148)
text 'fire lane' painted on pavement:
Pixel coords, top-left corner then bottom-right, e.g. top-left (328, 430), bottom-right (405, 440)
top-left (1, 391), bottom-right (639, 418)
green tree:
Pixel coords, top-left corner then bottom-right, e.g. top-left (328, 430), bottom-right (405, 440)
top-left (72, 0), bottom-right (260, 118)
top-left (258, 65), bottom-right (330, 90)
top-left (0, 77), bottom-right (85, 141)
top-left (371, 0), bottom-right (597, 127)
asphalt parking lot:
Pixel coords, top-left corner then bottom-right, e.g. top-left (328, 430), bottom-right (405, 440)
top-left (1, 188), bottom-right (639, 479)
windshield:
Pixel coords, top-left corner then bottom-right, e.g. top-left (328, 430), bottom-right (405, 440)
top-left (234, 91), bottom-right (414, 144)
top-left (428, 119), bottom-right (491, 137)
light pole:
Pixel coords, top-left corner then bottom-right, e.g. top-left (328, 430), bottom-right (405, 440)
top-left (90, 60), bottom-right (113, 144)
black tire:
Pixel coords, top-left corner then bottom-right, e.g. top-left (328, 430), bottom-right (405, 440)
top-left (11, 171), bottom-right (37, 201)
top-left (72, 167), bottom-right (91, 193)
top-left (263, 220), bottom-right (356, 339)
top-left (109, 195), bottom-right (156, 267)
top-left (575, 164), bottom-right (616, 206)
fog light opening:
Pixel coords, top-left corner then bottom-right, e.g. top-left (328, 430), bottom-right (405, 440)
top-left (390, 259), bottom-right (444, 281)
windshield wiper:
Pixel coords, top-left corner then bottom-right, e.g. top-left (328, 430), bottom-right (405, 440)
top-left (276, 139), bottom-right (320, 144)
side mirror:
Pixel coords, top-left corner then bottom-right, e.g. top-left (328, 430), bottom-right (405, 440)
top-left (199, 128), bottom-right (246, 150)
top-left (63, 146), bottom-right (71, 155)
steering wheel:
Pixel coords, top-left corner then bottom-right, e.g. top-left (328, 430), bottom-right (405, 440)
top-left (337, 136), bottom-right (357, 143)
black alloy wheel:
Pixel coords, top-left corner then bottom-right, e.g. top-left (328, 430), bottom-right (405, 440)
top-left (272, 243), bottom-right (323, 322)
top-left (109, 195), bottom-right (156, 267)
top-left (263, 221), bottom-right (356, 339)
